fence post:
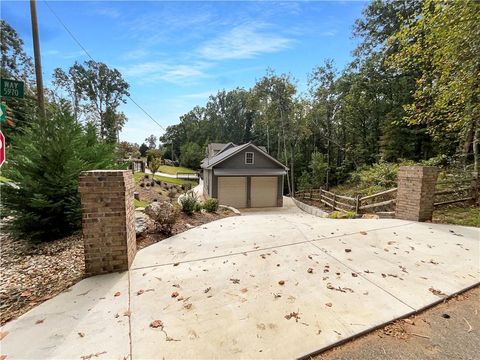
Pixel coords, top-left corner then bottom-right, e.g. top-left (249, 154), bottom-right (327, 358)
top-left (355, 195), bottom-right (360, 214)
top-left (471, 174), bottom-right (479, 205)
top-left (332, 193), bottom-right (337, 211)
top-left (310, 188), bottom-right (313, 200)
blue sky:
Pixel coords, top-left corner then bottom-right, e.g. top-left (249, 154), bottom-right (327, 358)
top-left (2, 1), bottom-right (366, 145)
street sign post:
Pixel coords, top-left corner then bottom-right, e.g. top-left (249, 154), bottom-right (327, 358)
top-left (0, 78), bottom-right (25, 98)
top-left (0, 104), bottom-right (6, 122)
top-left (0, 130), bottom-right (5, 167)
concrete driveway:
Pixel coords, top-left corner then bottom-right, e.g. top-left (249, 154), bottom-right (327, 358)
top-left (2, 199), bottom-right (479, 359)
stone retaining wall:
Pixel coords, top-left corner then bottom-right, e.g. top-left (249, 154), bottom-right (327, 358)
top-left (292, 197), bottom-right (329, 218)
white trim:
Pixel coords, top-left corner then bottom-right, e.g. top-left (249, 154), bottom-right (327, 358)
top-left (245, 152), bottom-right (254, 165)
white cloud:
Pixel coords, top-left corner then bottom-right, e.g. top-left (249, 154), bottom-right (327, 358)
top-left (121, 62), bottom-right (208, 85)
top-left (181, 91), bottom-right (215, 99)
top-left (94, 7), bottom-right (121, 19)
top-left (197, 22), bottom-right (293, 60)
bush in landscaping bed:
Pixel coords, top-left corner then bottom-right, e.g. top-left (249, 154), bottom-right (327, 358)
top-left (145, 201), bottom-right (179, 235)
top-left (179, 193), bottom-right (198, 215)
top-left (194, 202), bottom-right (203, 212)
top-left (0, 101), bottom-right (121, 241)
top-left (203, 198), bottom-right (219, 213)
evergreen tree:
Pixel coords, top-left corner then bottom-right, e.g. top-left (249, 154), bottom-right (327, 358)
top-left (1, 101), bottom-right (121, 241)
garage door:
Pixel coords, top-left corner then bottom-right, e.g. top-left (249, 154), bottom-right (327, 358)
top-left (251, 177), bottom-right (278, 207)
top-left (217, 177), bottom-right (247, 208)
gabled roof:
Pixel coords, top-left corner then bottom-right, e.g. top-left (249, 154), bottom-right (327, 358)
top-left (201, 142), bottom-right (288, 170)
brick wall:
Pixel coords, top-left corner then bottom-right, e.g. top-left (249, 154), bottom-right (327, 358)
top-left (78, 170), bottom-right (136, 276)
top-left (395, 166), bottom-right (439, 222)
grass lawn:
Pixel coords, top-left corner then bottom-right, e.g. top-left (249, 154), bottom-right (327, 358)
top-left (433, 205), bottom-right (480, 227)
top-left (133, 172), bottom-right (196, 186)
top-left (134, 199), bottom-right (149, 208)
top-left (0, 175), bottom-right (11, 183)
top-left (158, 165), bottom-right (196, 175)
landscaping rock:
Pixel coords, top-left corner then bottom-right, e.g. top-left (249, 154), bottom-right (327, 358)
top-left (135, 211), bottom-right (151, 236)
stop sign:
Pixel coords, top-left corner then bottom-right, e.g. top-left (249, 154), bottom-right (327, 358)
top-left (0, 130), bottom-right (5, 167)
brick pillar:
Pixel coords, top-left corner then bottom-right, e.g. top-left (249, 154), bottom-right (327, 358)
top-left (78, 170), bottom-right (136, 276)
top-left (395, 166), bottom-right (439, 222)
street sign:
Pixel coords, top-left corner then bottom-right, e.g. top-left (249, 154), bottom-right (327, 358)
top-left (0, 104), bottom-right (6, 122)
top-left (0, 78), bottom-right (25, 98)
top-left (0, 130), bottom-right (5, 167)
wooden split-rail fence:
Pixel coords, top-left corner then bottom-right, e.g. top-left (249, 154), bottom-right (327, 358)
top-left (295, 187), bottom-right (397, 215)
top-left (296, 175), bottom-right (478, 215)
top-left (434, 177), bottom-right (478, 207)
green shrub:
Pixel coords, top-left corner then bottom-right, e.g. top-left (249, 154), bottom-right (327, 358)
top-left (0, 101), bottom-right (120, 241)
top-left (203, 198), bottom-right (219, 213)
top-left (329, 211), bottom-right (356, 219)
top-left (145, 201), bottom-right (179, 235)
top-left (348, 161), bottom-right (400, 189)
top-left (179, 193), bottom-right (198, 215)
top-left (194, 202), bottom-right (203, 212)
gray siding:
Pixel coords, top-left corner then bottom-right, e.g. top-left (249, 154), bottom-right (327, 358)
top-left (215, 148), bottom-right (280, 169)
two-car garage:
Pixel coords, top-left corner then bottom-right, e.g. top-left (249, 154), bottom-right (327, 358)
top-left (217, 176), bottom-right (279, 209)
top-left (201, 143), bottom-right (288, 209)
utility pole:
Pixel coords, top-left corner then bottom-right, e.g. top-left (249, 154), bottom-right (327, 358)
top-left (30, 0), bottom-right (46, 118)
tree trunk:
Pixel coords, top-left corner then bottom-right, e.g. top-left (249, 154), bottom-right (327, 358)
top-left (474, 118), bottom-right (479, 176)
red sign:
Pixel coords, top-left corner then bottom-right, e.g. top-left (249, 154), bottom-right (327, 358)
top-left (0, 130), bottom-right (5, 167)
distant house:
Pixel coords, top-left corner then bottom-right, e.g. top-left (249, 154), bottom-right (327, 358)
top-left (201, 142), bottom-right (288, 208)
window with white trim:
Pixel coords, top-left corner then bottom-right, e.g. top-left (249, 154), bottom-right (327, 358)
top-left (245, 152), bottom-right (254, 164)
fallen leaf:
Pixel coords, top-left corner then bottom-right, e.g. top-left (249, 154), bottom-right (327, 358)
top-left (150, 320), bottom-right (163, 328)
top-left (278, 280), bottom-right (285, 285)
top-left (78, 332), bottom-right (85, 338)
top-left (20, 291), bottom-right (32, 298)
top-left (285, 312), bottom-right (300, 322)
top-left (345, 249), bottom-right (352, 253)
top-left (240, 288), bottom-right (248, 293)
top-left (325, 303), bottom-right (332, 307)
top-left (230, 278), bottom-right (240, 284)
top-left (114, 292), bottom-right (121, 297)
top-left (307, 268), bottom-right (313, 274)
top-left (137, 290), bottom-right (144, 296)
top-left (360, 231), bottom-right (367, 235)
top-left (184, 303), bottom-right (192, 310)
top-left (429, 287), bottom-right (447, 297)
top-left (80, 351), bottom-right (107, 360)
top-left (204, 287), bottom-right (211, 293)
top-left (173, 263), bottom-right (180, 267)
top-left (35, 319), bottom-right (45, 325)
top-left (171, 291), bottom-right (179, 298)
top-left (123, 310), bottom-right (131, 317)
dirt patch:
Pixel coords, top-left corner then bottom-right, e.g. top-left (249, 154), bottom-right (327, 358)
top-left (0, 234), bottom-right (85, 325)
top-left (136, 208), bottom-right (237, 250)
top-left (313, 286), bottom-right (480, 360)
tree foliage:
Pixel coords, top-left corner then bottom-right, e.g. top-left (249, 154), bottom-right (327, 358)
top-left (0, 101), bottom-right (121, 241)
top-left (160, 0), bottom-right (478, 191)
top-left (52, 60), bottom-right (130, 142)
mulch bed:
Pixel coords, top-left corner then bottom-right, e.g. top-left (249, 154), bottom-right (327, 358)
top-left (0, 234), bottom-right (85, 325)
top-left (0, 208), bottom-right (236, 325)
top-left (136, 208), bottom-right (237, 249)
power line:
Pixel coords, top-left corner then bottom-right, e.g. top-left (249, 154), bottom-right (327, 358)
top-left (42, 0), bottom-right (167, 132)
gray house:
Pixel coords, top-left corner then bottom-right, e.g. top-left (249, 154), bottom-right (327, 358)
top-left (201, 143), bottom-right (288, 208)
